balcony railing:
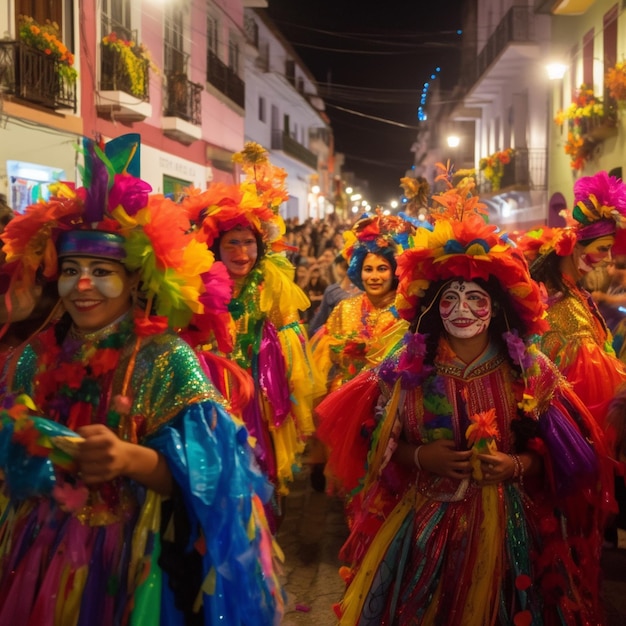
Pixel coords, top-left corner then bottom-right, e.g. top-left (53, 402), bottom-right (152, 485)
top-left (0, 40), bottom-right (76, 111)
top-left (464, 6), bottom-right (536, 89)
top-left (206, 49), bottom-right (244, 108)
top-left (164, 73), bottom-right (202, 125)
top-left (271, 130), bottom-right (318, 169)
top-left (477, 148), bottom-right (547, 194)
top-left (100, 42), bottom-right (150, 100)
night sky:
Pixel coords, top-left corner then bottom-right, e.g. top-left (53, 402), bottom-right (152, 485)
top-left (264, 0), bottom-right (465, 204)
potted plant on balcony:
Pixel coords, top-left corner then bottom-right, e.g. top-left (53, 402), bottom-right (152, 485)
top-left (554, 85), bottom-right (616, 170)
top-left (101, 32), bottom-right (157, 98)
top-left (478, 148), bottom-right (514, 192)
top-left (18, 15), bottom-right (77, 85)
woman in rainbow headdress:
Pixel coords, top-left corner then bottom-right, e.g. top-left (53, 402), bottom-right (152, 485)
top-left (528, 170), bottom-right (626, 549)
top-left (310, 210), bottom-right (413, 393)
top-left (181, 142), bottom-right (325, 528)
top-left (0, 139), bottom-right (284, 625)
top-left (528, 173), bottom-right (626, 426)
top-left (307, 211), bottom-right (413, 493)
top-left (315, 178), bottom-right (614, 625)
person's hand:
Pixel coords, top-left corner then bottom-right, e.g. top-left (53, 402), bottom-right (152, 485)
top-left (75, 424), bottom-right (130, 485)
top-left (475, 450), bottom-right (515, 485)
top-left (419, 440), bottom-right (473, 479)
top-left (591, 290), bottom-right (605, 303)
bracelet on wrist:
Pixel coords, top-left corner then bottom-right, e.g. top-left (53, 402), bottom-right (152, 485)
top-left (414, 445), bottom-right (424, 471)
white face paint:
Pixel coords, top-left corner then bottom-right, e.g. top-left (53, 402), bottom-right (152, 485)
top-left (58, 260), bottom-right (125, 298)
top-left (58, 257), bottom-right (135, 331)
top-left (438, 280), bottom-right (492, 340)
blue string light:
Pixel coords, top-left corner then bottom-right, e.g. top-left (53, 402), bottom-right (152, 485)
top-left (417, 66), bottom-right (441, 121)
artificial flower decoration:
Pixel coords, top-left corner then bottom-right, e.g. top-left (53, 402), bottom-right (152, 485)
top-left (0, 135), bottom-right (218, 336)
top-left (340, 208), bottom-right (416, 291)
top-left (430, 163), bottom-right (488, 223)
top-left (466, 409), bottom-right (499, 481)
top-left (183, 143), bottom-right (289, 253)
top-left (395, 214), bottom-right (548, 337)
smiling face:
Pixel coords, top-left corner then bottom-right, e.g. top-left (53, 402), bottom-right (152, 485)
top-left (58, 256), bottom-right (137, 331)
top-left (576, 235), bottom-right (614, 275)
top-left (218, 226), bottom-right (259, 279)
top-left (361, 252), bottom-right (394, 299)
top-left (438, 280), bottom-right (492, 340)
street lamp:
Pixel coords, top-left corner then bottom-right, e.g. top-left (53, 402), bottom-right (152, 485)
top-left (447, 135), bottom-right (460, 148)
top-left (546, 62), bottom-right (567, 81)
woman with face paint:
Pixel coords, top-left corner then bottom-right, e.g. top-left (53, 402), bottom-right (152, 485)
top-left (315, 191), bottom-right (615, 624)
top-left (310, 211), bottom-right (414, 394)
top-left (307, 212), bottom-right (415, 492)
top-left (0, 141), bottom-right (284, 625)
top-left (528, 171), bottom-right (626, 551)
top-left (181, 143), bottom-right (325, 530)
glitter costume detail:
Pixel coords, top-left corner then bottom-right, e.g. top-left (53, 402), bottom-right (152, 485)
top-left (0, 319), bottom-right (285, 625)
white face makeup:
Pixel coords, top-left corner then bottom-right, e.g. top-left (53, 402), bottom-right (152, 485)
top-left (58, 262), bottom-right (125, 298)
top-left (58, 257), bottom-right (136, 331)
top-left (576, 235), bottom-right (614, 276)
top-left (438, 280), bottom-right (492, 340)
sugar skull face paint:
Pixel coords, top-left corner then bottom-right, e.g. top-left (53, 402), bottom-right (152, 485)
top-left (577, 235), bottom-right (614, 276)
top-left (439, 280), bottom-right (492, 339)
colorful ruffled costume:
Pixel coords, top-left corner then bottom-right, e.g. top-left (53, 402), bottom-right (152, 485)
top-left (0, 137), bottom-right (284, 625)
top-left (180, 143), bottom-right (325, 510)
top-left (311, 212), bottom-right (413, 393)
top-left (316, 180), bottom-right (615, 625)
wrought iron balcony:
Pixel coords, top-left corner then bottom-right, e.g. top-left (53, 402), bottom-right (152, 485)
top-left (271, 130), bottom-right (318, 169)
top-left (477, 148), bottom-right (547, 195)
top-left (0, 40), bottom-right (76, 111)
top-left (164, 73), bottom-right (201, 124)
top-left (206, 49), bottom-right (244, 108)
top-left (464, 6), bottom-right (536, 89)
top-left (100, 42), bottom-right (150, 100)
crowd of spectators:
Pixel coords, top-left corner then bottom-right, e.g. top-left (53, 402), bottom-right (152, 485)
top-left (284, 214), bottom-right (360, 325)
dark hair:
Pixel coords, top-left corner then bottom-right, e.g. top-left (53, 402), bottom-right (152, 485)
top-left (348, 245), bottom-right (399, 291)
top-left (529, 250), bottom-right (567, 293)
top-left (211, 225), bottom-right (265, 268)
top-left (412, 275), bottom-right (525, 368)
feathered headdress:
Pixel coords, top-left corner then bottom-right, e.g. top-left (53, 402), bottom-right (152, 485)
top-left (0, 136), bottom-right (215, 331)
top-left (572, 170), bottom-right (626, 240)
top-left (182, 142), bottom-right (289, 252)
top-left (395, 212), bottom-right (547, 337)
top-left (342, 209), bottom-right (417, 290)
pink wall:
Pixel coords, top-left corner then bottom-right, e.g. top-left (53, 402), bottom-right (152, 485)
top-left (78, 0), bottom-right (244, 167)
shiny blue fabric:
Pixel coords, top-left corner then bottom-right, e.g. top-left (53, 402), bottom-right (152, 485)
top-left (150, 401), bottom-right (279, 626)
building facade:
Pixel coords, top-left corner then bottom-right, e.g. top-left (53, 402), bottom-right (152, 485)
top-left (0, 0), bottom-right (335, 224)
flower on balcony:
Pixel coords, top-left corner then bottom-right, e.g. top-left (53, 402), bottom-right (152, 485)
top-left (18, 15), bottom-right (77, 84)
top-left (102, 32), bottom-right (157, 97)
top-left (606, 61), bottom-right (626, 103)
top-left (554, 85), bottom-right (609, 170)
top-left (554, 85), bottom-right (604, 127)
top-left (478, 148), bottom-right (514, 191)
